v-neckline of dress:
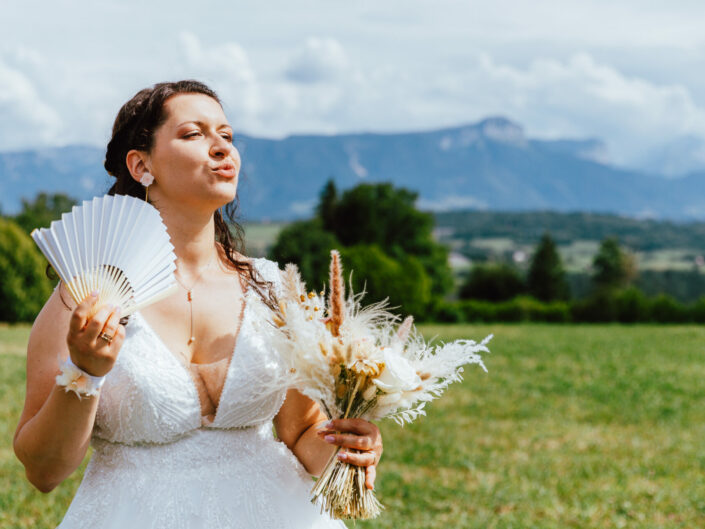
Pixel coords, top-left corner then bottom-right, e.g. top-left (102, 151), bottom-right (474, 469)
top-left (134, 287), bottom-right (251, 426)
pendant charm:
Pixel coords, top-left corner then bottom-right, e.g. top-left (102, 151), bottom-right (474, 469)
top-left (188, 337), bottom-right (195, 345)
top-left (187, 291), bottom-right (192, 302)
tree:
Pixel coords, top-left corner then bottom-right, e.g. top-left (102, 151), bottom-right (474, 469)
top-left (328, 183), bottom-right (431, 253)
top-left (326, 183), bottom-right (453, 297)
top-left (13, 192), bottom-right (77, 234)
top-left (316, 178), bottom-right (338, 232)
top-left (405, 243), bottom-right (454, 299)
top-left (527, 233), bottom-right (570, 301)
top-left (269, 180), bottom-right (454, 307)
top-left (268, 219), bottom-right (341, 291)
top-left (591, 237), bottom-right (636, 291)
top-left (459, 263), bottom-right (525, 302)
top-left (0, 218), bottom-right (53, 322)
top-left (340, 244), bottom-right (432, 318)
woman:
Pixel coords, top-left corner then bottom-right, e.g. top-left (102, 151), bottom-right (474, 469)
top-left (13, 80), bottom-right (383, 528)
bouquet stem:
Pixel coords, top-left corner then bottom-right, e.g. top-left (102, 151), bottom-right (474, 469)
top-left (310, 447), bottom-right (383, 519)
top-left (310, 375), bottom-right (383, 519)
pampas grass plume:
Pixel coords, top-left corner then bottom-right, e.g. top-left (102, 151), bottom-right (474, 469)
top-left (329, 250), bottom-right (345, 337)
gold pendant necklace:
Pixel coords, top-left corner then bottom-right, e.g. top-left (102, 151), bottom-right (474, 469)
top-left (174, 251), bottom-right (217, 346)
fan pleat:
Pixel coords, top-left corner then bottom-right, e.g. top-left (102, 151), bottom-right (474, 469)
top-left (59, 209), bottom-right (85, 298)
top-left (31, 194), bottom-right (177, 317)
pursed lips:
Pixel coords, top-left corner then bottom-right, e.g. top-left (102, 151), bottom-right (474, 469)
top-left (211, 162), bottom-right (237, 178)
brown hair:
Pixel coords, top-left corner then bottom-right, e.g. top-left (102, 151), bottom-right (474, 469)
top-left (54, 80), bottom-right (276, 317)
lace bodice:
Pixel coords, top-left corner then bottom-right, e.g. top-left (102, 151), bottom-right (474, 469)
top-left (93, 257), bottom-right (286, 445)
top-left (57, 257), bottom-right (345, 528)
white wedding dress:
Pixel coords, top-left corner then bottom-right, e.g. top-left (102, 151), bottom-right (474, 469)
top-left (57, 258), bottom-right (346, 529)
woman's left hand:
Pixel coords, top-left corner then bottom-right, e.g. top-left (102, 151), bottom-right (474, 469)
top-left (316, 418), bottom-right (383, 490)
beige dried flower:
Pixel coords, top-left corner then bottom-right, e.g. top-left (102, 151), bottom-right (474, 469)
top-left (328, 250), bottom-right (345, 337)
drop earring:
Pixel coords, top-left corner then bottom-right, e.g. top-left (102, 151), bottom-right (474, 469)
top-left (140, 171), bottom-right (154, 202)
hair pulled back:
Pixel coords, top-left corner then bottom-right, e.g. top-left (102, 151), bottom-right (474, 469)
top-left (53, 80), bottom-right (276, 314)
top-left (104, 80), bottom-right (218, 191)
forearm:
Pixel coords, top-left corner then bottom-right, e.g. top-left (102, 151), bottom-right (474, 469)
top-left (291, 420), bottom-right (338, 477)
top-left (14, 385), bottom-right (99, 492)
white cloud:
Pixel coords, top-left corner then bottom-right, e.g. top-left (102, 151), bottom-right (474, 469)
top-left (243, 37), bottom-right (367, 137)
top-left (3, 38), bottom-right (705, 176)
top-left (285, 37), bottom-right (349, 84)
top-left (0, 44), bottom-right (127, 151)
top-left (176, 32), bottom-right (260, 123)
top-left (179, 32), bottom-right (256, 86)
top-left (2, 1), bottom-right (705, 176)
top-left (0, 54), bottom-right (62, 150)
top-left (423, 52), bottom-right (705, 168)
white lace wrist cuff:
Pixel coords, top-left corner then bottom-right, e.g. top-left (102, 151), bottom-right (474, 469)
top-left (56, 356), bottom-right (106, 399)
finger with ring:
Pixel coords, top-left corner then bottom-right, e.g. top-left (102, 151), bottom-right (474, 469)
top-left (98, 306), bottom-right (121, 346)
top-left (337, 449), bottom-right (377, 467)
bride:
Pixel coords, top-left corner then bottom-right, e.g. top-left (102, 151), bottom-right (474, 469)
top-left (13, 80), bottom-right (383, 528)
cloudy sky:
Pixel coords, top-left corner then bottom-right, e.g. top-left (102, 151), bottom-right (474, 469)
top-left (3, 0), bottom-right (705, 174)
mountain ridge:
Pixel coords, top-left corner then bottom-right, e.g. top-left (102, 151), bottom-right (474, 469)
top-left (2, 117), bottom-right (704, 220)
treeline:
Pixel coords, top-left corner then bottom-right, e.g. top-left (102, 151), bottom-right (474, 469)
top-left (445, 234), bottom-right (705, 323)
top-left (436, 210), bottom-right (705, 251)
top-left (3, 187), bottom-right (705, 324)
top-left (268, 181), bottom-right (705, 323)
top-left (430, 294), bottom-right (705, 324)
top-left (0, 193), bottom-right (75, 322)
top-left (567, 270), bottom-right (705, 304)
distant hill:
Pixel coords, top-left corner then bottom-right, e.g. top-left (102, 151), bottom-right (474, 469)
top-left (434, 210), bottom-right (705, 252)
top-left (0, 146), bottom-right (109, 215)
top-left (4, 117), bottom-right (705, 220)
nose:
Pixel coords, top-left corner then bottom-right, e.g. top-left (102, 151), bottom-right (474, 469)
top-left (209, 134), bottom-right (233, 159)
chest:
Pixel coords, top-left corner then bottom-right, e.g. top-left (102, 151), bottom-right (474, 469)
top-left (139, 274), bottom-right (246, 365)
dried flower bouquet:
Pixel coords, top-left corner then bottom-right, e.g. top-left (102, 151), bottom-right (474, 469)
top-left (262, 250), bottom-right (491, 519)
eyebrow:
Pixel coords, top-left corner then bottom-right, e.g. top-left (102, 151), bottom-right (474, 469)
top-left (176, 120), bottom-right (232, 130)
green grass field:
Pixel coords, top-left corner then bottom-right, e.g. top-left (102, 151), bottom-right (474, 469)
top-left (2, 323), bottom-right (704, 528)
top-left (242, 222), bottom-right (286, 257)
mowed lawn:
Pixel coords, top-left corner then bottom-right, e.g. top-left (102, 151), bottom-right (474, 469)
top-left (1, 323), bottom-right (704, 528)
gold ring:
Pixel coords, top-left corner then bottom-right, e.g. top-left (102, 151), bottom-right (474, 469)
top-left (98, 332), bottom-right (114, 344)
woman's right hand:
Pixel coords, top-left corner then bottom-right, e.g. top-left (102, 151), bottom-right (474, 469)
top-left (66, 292), bottom-right (125, 377)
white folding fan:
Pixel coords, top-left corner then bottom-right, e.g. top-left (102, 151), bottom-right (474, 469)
top-left (31, 194), bottom-right (178, 317)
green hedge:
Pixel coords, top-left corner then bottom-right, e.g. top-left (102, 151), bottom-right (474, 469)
top-left (430, 291), bottom-right (705, 323)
